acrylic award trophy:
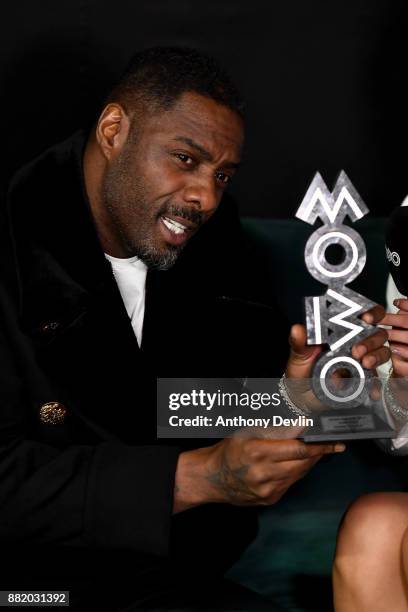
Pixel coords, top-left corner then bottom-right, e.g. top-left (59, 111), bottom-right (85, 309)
top-left (296, 171), bottom-right (395, 441)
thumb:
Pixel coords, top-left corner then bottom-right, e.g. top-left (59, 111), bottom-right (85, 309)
top-left (286, 324), bottom-right (322, 379)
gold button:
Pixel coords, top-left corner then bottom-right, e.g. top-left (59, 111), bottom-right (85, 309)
top-left (41, 321), bottom-right (60, 333)
top-left (39, 402), bottom-right (67, 425)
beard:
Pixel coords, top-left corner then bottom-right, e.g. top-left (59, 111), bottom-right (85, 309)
top-left (131, 230), bottom-right (180, 271)
top-left (101, 146), bottom-right (198, 271)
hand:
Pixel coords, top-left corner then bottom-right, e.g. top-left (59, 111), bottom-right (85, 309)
top-left (286, 304), bottom-right (389, 379)
top-left (173, 437), bottom-right (345, 513)
top-left (379, 298), bottom-right (408, 377)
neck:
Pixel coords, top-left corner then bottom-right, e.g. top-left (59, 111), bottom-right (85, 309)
top-left (83, 134), bottom-right (127, 257)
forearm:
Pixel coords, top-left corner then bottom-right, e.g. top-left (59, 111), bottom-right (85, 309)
top-left (173, 446), bottom-right (223, 513)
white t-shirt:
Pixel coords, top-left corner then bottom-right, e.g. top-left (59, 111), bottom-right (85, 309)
top-left (104, 253), bottom-right (147, 347)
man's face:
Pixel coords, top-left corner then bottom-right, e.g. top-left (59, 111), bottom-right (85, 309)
top-left (101, 91), bottom-right (244, 269)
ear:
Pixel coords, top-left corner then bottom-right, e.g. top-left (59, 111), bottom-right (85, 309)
top-left (95, 103), bottom-right (131, 160)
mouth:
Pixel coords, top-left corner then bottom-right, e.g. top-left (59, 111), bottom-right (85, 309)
top-left (158, 214), bottom-right (196, 247)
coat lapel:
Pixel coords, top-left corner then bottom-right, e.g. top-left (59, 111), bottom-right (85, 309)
top-left (7, 132), bottom-right (152, 439)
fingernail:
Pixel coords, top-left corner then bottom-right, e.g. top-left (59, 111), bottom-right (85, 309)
top-left (392, 348), bottom-right (402, 355)
top-left (363, 313), bottom-right (374, 324)
top-left (394, 299), bottom-right (401, 307)
top-left (335, 443), bottom-right (346, 452)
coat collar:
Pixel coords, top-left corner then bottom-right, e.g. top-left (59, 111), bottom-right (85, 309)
top-left (7, 131), bottom-right (133, 338)
top-left (7, 130), bottom-right (244, 348)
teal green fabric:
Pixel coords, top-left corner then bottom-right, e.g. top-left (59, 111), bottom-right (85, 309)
top-left (241, 217), bottom-right (388, 324)
top-left (227, 217), bottom-right (408, 611)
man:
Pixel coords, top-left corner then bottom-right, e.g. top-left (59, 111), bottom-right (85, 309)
top-left (0, 47), bottom-right (388, 610)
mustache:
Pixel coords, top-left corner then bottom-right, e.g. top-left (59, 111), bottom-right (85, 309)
top-left (159, 203), bottom-right (203, 228)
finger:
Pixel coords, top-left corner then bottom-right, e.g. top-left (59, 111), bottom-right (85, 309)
top-left (390, 352), bottom-right (408, 377)
top-left (390, 343), bottom-right (408, 361)
top-left (257, 438), bottom-right (345, 462)
top-left (394, 299), bottom-right (408, 312)
top-left (361, 346), bottom-right (391, 369)
top-left (258, 455), bottom-right (324, 487)
top-left (286, 324), bottom-right (322, 379)
top-left (361, 304), bottom-right (385, 325)
top-left (352, 329), bottom-right (388, 360)
top-left (387, 329), bottom-right (408, 344)
top-left (368, 377), bottom-right (382, 401)
top-left (268, 454), bottom-right (323, 479)
top-left (288, 324), bottom-right (316, 358)
top-left (262, 456), bottom-right (324, 503)
top-left (380, 313), bottom-right (408, 329)
top-left (332, 368), bottom-right (351, 379)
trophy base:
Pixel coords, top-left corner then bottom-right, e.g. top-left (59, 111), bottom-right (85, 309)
top-left (301, 407), bottom-right (396, 442)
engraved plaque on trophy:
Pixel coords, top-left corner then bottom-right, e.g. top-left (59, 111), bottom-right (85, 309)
top-left (296, 171), bottom-right (395, 440)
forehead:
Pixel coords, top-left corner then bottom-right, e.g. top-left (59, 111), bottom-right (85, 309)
top-left (141, 92), bottom-right (244, 157)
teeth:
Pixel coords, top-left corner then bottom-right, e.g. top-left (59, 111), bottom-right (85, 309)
top-left (164, 216), bottom-right (187, 231)
top-left (161, 216), bottom-right (187, 235)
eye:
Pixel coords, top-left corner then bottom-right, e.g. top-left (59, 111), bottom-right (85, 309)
top-left (174, 152), bottom-right (195, 165)
top-left (215, 171), bottom-right (232, 185)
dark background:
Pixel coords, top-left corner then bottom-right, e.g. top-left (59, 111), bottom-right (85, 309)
top-left (1, 0), bottom-right (407, 217)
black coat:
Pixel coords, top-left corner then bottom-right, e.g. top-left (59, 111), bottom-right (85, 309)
top-left (0, 131), bottom-right (288, 606)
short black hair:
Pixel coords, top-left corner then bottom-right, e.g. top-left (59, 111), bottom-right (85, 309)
top-left (106, 46), bottom-right (245, 119)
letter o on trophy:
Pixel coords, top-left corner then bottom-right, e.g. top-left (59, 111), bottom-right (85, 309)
top-left (305, 224), bottom-right (366, 285)
top-left (312, 352), bottom-right (372, 409)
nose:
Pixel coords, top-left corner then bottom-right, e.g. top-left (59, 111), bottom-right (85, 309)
top-left (182, 175), bottom-right (219, 216)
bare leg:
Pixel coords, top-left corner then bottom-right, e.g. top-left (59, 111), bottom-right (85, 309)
top-left (333, 492), bottom-right (408, 612)
top-left (401, 525), bottom-right (408, 600)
